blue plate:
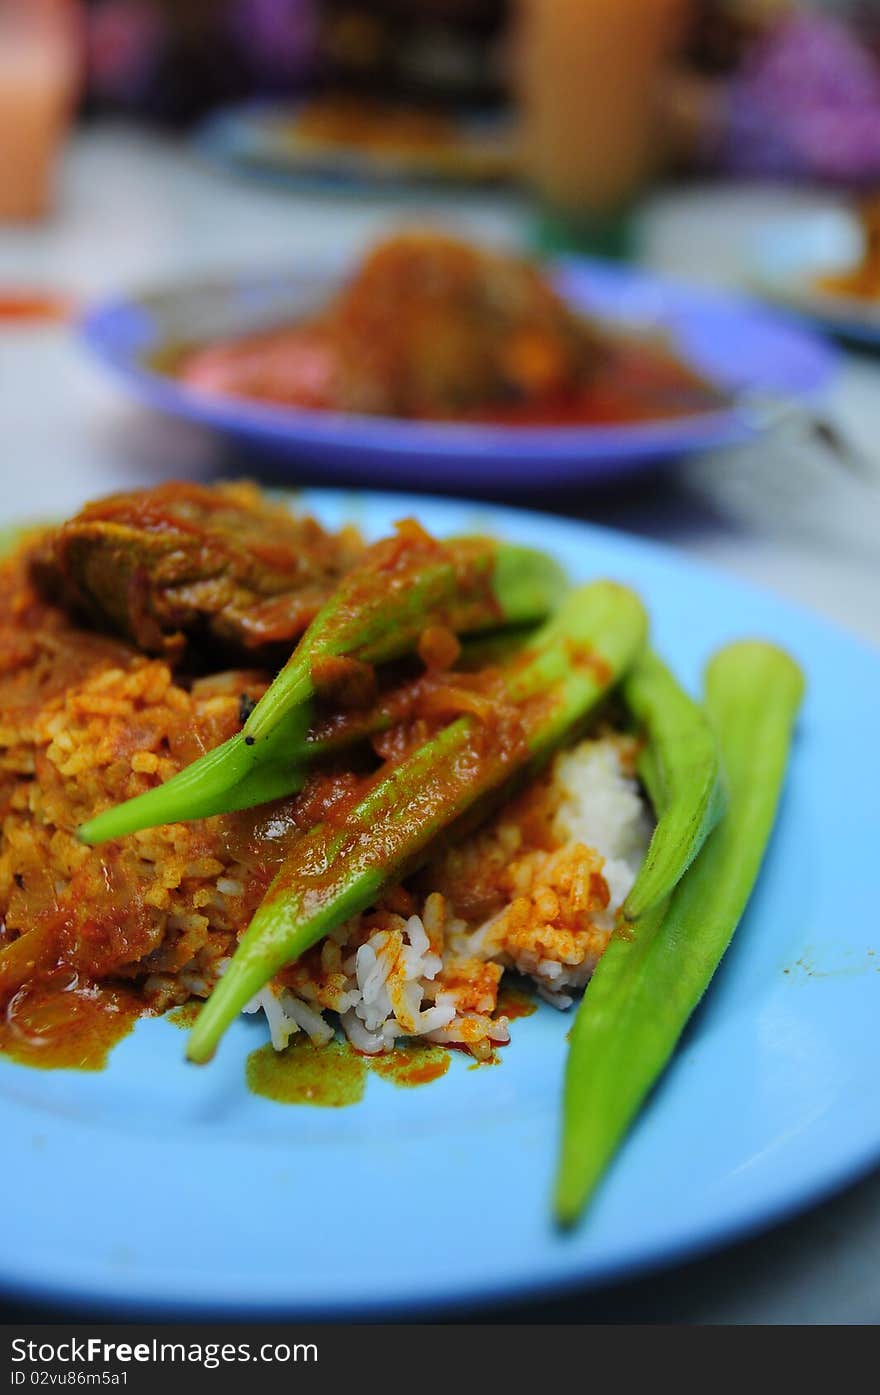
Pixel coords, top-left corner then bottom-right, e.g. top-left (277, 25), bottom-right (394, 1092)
top-left (2, 491), bottom-right (878, 1316)
top-left (79, 260), bottom-right (837, 490)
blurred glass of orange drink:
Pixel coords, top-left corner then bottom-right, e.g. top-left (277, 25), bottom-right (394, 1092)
top-left (515, 0), bottom-right (691, 234)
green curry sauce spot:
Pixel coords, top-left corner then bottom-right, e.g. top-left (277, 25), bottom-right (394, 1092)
top-left (246, 1036), bottom-right (456, 1106)
top-left (246, 1037), bottom-right (367, 1108)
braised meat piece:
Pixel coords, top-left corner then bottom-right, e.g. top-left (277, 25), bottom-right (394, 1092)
top-left (180, 232), bottom-right (605, 419)
top-left (327, 233), bottom-right (604, 417)
top-left (31, 480), bottom-right (363, 662)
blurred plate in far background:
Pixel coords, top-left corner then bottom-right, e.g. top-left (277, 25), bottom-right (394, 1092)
top-left (752, 209), bottom-right (880, 349)
top-left (194, 98), bottom-right (514, 189)
top-left (79, 258), bottom-right (836, 491)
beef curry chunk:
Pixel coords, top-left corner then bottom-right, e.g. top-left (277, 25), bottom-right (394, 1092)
top-left (327, 233), bottom-right (606, 418)
top-left (32, 481), bottom-right (363, 662)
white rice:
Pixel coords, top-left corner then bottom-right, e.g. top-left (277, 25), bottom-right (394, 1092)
top-left (243, 733), bottom-right (652, 1054)
top-left (551, 739), bottom-right (654, 912)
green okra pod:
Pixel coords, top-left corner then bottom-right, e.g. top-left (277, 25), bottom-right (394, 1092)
top-left (622, 650), bottom-right (726, 921)
top-left (78, 529), bottom-right (566, 845)
top-left (186, 581), bottom-right (648, 1064)
top-left (555, 639), bottom-right (804, 1227)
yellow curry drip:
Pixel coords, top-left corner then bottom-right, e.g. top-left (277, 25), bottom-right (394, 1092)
top-left (246, 1038), bottom-right (368, 1107)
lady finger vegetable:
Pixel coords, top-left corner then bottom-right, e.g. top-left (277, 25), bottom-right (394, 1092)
top-left (555, 640), bottom-right (804, 1226)
top-left (186, 581), bottom-right (648, 1064)
top-left (75, 628), bottom-right (538, 839)
top-left (622, 650), bottom-right (726, 921)
top-left (77, 525), bottom-right (566, 844)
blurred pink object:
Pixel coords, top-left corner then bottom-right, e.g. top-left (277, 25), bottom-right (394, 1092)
top-left (0, 0), bottom-right (82, 221)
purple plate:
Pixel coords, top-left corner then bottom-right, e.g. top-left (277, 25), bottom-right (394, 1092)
top-left (79, 258), bottom-right (837, 490)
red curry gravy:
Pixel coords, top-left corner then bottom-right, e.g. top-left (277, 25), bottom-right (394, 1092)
top-left (171, 330), bottom-right (725, 428)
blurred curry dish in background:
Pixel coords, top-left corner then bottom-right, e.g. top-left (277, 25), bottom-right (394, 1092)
top-left (252, 93), bottom-right (513, 183)
top-left (814, 195), bottom-right (880, 303)
top-left (175, 233), bottom-right (725, 424)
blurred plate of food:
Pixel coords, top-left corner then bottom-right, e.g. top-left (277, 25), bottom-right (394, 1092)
top-left (752, 198), bottom-right (880, 347)
top-left (80, 232), bottom-right (836, 489)
top-left (1, 481), bottom-right (878, 1316)
top-left (195, 96), bottom-right (514, 188)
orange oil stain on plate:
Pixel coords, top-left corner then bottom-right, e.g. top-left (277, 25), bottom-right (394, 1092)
top-left (368, 1041), bottom-right (450, 1088)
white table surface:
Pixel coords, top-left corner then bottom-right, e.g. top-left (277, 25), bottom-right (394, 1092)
top-left (1, 124), bottom-right (878, 1324)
